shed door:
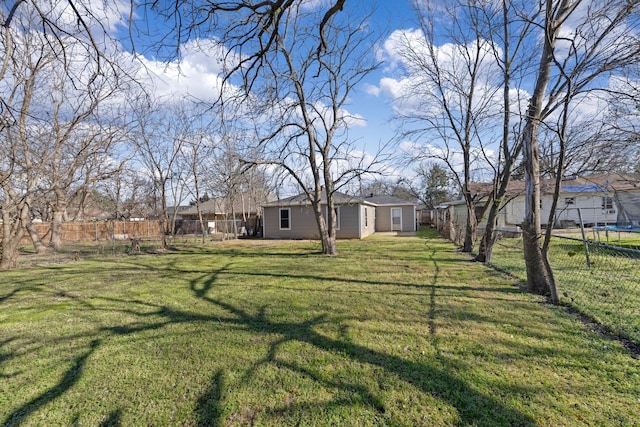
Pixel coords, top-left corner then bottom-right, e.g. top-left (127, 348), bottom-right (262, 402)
top-left (391, 208), bottom-right (402, 231)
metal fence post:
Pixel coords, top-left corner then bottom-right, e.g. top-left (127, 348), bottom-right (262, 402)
top-left (577, 208), bottom-right (592, 268)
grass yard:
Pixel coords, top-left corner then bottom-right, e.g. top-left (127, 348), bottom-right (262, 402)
top-left (489, 235), bottom-right (640, 346)
top-left (0, 230), bottom-right (639, 426)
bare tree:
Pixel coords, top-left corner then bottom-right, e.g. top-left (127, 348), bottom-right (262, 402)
top-left (0, 8), bottom-right (64, 267)
top-left (133, 101), bottom-right (189, 249)
top-left (98, 170), bottom-right (156, 221)
top-left (236, 4), bottom-right (383, 255)
top-left (1, 1), bottom-right (136, 267)
top-left (393, 0), bottom-right (507, 252)
top-left (521, 0), bottom-right (640, 300)
top-left (2, 1), bottom-right (133, 109)
top-left (40, 63), bottom-right (132, 250)
top-left (132, 0), bottom-right (347, 93)
top-left (180, 125), bottom-right (216, 243)
top-left (473, 0), bottom-right (539, 263)
top-left (538, 82), bottom-right (640, 176)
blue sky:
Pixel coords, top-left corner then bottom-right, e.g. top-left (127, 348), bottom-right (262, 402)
top-left (5, 0), bottom-right (634, 187)
top-left (111, 0), bottom-right (424, 170)
top-left (348, 1), bottom-right (420, 148)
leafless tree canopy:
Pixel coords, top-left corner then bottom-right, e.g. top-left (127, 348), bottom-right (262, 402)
top-left (519, 0), bottom-right (640, 299)
top-left (130, 0), bottom-right (346, 93)
top-left (0, 1), bottom-right (135, 267)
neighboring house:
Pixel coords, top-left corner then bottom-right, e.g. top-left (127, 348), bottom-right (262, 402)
top-left (179, 197), bottom-right (260, 221)
top-left (176, 196), bottom-right (266, 235)
top-left (434, 174), bottom-right (640, 239)
top-left (261, 192), bottom-right (416, 239)
top-left (167, 205), bottom-right (192, 220)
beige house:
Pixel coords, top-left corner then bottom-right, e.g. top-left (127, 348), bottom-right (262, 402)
top-left (262, 192), bottom-right (416, 239)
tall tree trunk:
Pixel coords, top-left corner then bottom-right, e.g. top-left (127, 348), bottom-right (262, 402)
top-left (475, 0), bottom-right (522, 264)
top-left (522, 115), bottom-right (558, 301)
top-left (320, 227), bottom-right (337, 255)
top-left (476, 150), bottom-right (521, 263)
top-left (323, 168), bottom-right (338, 256)
top-left (312, 200), bottom-right (335, 255)
top-left (311, 185), bottom-right (337, 256)
top-left (159, 180), bottom-right (169, 249)
top-left (231, 204), bottom-right (238, 239)
top-left (1, 230), bottom-right (24, 270)
top-left (0, 229), bottom-right (23, 270)
top-left (520, 0), bottom-right (574, 303)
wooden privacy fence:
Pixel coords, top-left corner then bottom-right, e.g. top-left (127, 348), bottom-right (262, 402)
top-left (1, 220), bottom-right (163, 245)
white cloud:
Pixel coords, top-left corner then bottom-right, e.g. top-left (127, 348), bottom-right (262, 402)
top-left (130, 38), bottom-right (244, 105)
top-left (300, 0), bottom-right (333, 11)
top-left (363, 83), bottom-right (381, 97)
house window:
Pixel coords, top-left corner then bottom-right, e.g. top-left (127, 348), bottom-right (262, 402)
top-left (602, 196), bottom-right (614, 213)
top-left (565, 197), bottom-right (574, 205)
top-left (279, 208), bottom-right (291, 230)
top-left (364, 207), bottom-right (368, 227)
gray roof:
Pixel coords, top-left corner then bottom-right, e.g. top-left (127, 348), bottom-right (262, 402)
top-left (262, 191), bottom-right (415, 207)
top-left (363, 194), bottom-right (416, 206)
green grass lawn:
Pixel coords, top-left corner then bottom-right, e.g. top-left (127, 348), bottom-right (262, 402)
top-left (489, 235), bottom-right (640, 346)
top-left (1, 230), bottom-right (638, 426)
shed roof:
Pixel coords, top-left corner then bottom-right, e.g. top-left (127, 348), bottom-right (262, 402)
top-left (179, 197), bottom-right (261, 216)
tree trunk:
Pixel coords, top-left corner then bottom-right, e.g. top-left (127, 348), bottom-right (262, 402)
top-left (311, 193), bottom-right (337, 256)
top-left (49, 193), bottom-right (67, 251)
top-left (0, 208), bottom-right (26, 270)
top-left (476, 153), bottom-right (521, 263)
top-left (520, 0), bottom-right (568, 302)
top-left (0, 226), bottom-right (24, 270)
top-left (462, 201), bottom-right (476, 252)
top-left (314, 206), bottom-right (337, 255)
top-left (159, 181), bottom-right (169, 249)
top-left (320, 229), bottom-right (337, 255)
top-left (475, 199), bottom-right (499, 263)
top-left (0, 231), bottom-right (23, 270)
top-left (26, 219), bottom-right (49, 254)
top-left (522, 120), bottom-right (559, 302)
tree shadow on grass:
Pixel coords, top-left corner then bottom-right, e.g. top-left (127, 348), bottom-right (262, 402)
top-left (0, 240), bottom-right (537, 426)
top-left (195, 369), bottom-right (226, 427)
top-left (197, 296), bottom-right (536, 425)
top-left (85, 264), bottom-right (536, 425)
top-left (1, 339), bottom-right (100, 427)
top-left (126, 245), bottom-right (537, 425)
top-left (97, 409), bottom-right (122, 427)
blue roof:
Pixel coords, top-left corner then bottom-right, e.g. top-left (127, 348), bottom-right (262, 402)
top-left (561, 184), bottom-right (607, 193)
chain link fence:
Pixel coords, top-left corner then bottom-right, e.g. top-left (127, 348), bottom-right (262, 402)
top-left (489, 231), bottom-right (640, 347)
